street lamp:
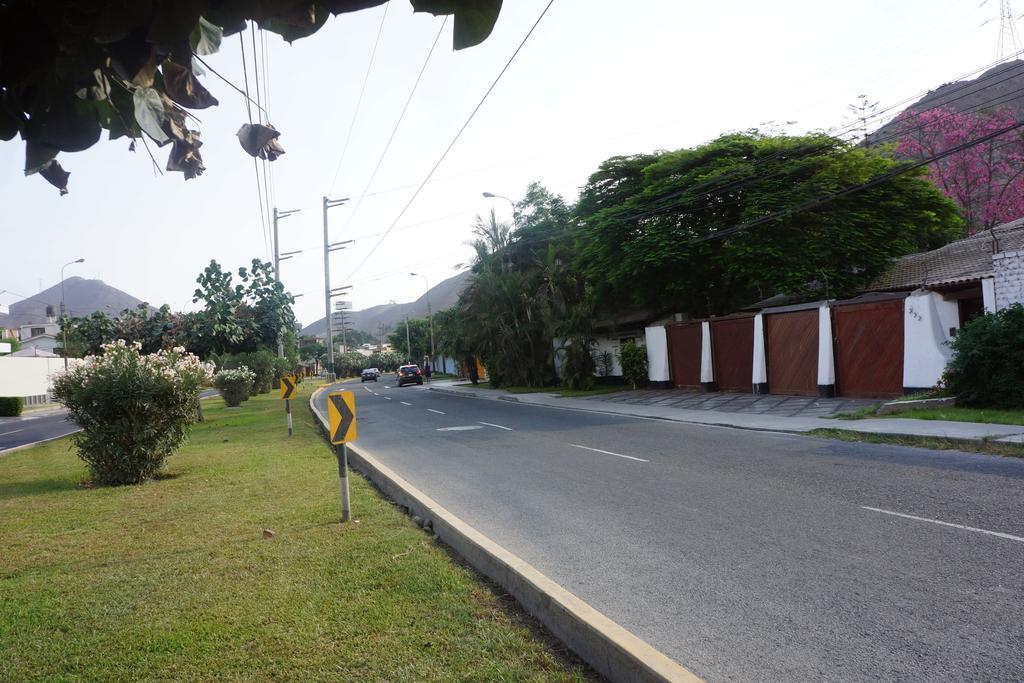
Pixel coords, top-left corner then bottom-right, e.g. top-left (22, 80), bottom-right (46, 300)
top-left (410, 272), bottom-right (434, 373)
top-left (60, 258), bottom-right (85, 369)
top-left (482, 191), bottom-right (518, 227)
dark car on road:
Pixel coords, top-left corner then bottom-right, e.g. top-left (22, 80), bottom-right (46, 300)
top-left (361, 368), bottom-right (380, 382)
top-left (397, 364), bottom-right (423, 386)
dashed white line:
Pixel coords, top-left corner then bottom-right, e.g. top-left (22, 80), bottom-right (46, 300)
top-left (0, 429), bottom-right (25, 437)
top-left (382, 396), bottom-right (392, 400)
top-left (570, 443), bottom-right (648, 462)
top-left (438, 425), bottom-right (483, 431)
top-left (400, 401), bottom-right (412, 406)
top-left (427, 409), bottom-right (446, 415)
top-left (362, 386), bottom-right (373, 393)
top-left (478, 421), bottom-right (512, 431)
top-left (861, 506), bottom-right (1024, 543)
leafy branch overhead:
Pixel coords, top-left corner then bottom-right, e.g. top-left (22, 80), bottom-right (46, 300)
top-left (0, 0), bottom-right (503, 194)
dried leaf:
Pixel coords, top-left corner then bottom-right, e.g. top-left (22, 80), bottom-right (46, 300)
top-left (237, 123), bottom-right (285, 160)
top-left (166, 130), bottom-right (205, 180)
top-left (39, 159), bottom-right (70, 195)
top-left (162, 60), bottom-right (219, 109)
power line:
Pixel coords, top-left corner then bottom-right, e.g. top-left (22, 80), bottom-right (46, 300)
top-left (345, 0), bottom-right (557, 282)
top-left (239, 29), bottom-right (272, 260)
top-left (339, 16), bottom-right (449, 237)
top-left (608, 59), bottom-right (1024, 226)
top-left (328, 1), bottom-right (391, 194)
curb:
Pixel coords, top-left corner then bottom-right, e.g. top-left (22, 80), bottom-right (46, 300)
top-left (0, 430), bottom-right (78, 456)
top-left (427, 386), bottom-right (1024, 445)
top-left (310, 386), bottom-right (701, 683)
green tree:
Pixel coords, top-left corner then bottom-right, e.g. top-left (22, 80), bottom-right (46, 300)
top-left (387, 319), bottom-right (431, 363)
top-left (574, 132), bottom-right (963, 317)
top-left (191, 259), bottom-right (295, 356)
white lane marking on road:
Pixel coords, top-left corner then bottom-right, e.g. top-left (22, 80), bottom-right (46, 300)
top-left (478, 422), bottom-right (512, 431)
top-left (363, 386), bottom-right (373, 393)
top-left (0, 429), bottom-right (25, 437)
top-left (427, 409), bottom-right (446, 415)
top-left (861, 506), bottom-right (1024, 544)
top-left (570, 443), bottom-right (648, 462)
top-left (400, 401), bottom-right (412, 406)
top-left (383, 396), bottom-right (392, 400)
top-left (438, 425), bottom-right (483, 431)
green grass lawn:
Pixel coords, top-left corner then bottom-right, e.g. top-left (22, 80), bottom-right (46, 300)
top-left (809, 428), bottom-right (1024, 458)
top-left (0, 392), bottom-right (589, 681)
top-left (880, 406), bottom-right (1024, 426)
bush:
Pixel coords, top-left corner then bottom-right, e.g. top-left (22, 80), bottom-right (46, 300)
top-left (51, 341), bottom-right (213, 485)
top-left (214, 367), bottom-right (256, 407)
top-left (946, 304), bottom-right (1024, 407)
top-left (618, 341), bottom-right (648, 390)
top-left (218, 349), bottom-right (276, 394)
top-left (0, 396), bottom-right (23, 416)
top-left (561, 336), bottom-right (596, 391)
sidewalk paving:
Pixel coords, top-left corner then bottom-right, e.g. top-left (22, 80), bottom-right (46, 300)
top-left (427, 381), bottom-right (1024, 444)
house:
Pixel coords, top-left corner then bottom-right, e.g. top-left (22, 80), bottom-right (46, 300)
top-left (18, 320), bottom-right (61, 355)
top-left (643, 219), bottom-right (1024, 397)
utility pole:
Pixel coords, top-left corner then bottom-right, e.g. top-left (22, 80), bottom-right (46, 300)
top-left (322, 195), bottom-right (350, 376)
top-left (272, 207), bottom-right (301, 358)
top-left (405, 315), bottom-right (412, 363)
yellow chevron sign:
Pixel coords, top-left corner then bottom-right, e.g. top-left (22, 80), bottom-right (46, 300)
top-left (280, 374), bottom-right (297, 400)
top-left (328, 391), bottom-right (357, 444)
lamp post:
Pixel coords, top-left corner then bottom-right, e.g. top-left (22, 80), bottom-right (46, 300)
top-left (482, 191), bottom-right (518, 227)
top-left (410, 272), bottom-right (434, 373)
top-left (60, 258), bottom-right (84, 369)
top-left (272, 206), bottom-right (301, 358)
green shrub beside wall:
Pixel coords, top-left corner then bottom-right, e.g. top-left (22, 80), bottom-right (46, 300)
top-left (0, 397), bottom-right (23, 417)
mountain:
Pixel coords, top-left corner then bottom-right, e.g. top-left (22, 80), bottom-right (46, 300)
top-left (301, 270), bottom-right (472, 339)
top-left (0, 277), bottom-right (149, 329)
top-left (866, 59), bottom-right (1024, 146)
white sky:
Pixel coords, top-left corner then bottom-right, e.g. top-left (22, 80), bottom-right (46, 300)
top-left (0, 0), bottom-right (1013, 327)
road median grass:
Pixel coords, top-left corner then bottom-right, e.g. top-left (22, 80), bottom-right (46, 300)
top-left (0, 392), bottom-right (590, 681)
top-left (809, 427), bottom-right (1024, 458)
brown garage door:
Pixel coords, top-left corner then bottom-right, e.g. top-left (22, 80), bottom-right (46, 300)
top-left (832, 299), bottom-right (904, 399)
top-left (667, 322), bottom-right (701, 387)
top-left (765, 309), bottom-right (818, 396)
top-left (711, 316), bottom-right (754, 392)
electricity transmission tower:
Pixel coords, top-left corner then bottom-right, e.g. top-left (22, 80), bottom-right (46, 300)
top-left (998, 0), bottom-right (1022, 60)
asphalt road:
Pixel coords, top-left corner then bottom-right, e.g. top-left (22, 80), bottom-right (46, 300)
top-left (0, 389), bottom-right (220, 454)
top-left (315, 378), bottom-right (1024, 682)
top-left (0, 411), bottom-right (79, 453)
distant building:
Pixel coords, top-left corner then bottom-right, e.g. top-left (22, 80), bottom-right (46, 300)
top-left (18, 321), bottom-right (60, 354)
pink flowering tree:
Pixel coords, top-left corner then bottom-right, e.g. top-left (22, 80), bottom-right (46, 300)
top-left (895, 107), bottom-right (1024, 233)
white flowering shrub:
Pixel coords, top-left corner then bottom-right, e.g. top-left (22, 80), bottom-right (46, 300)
top-left (213, 366), bottom-right (256, 407)
top-left (52, 341), bottom-right (214, 485)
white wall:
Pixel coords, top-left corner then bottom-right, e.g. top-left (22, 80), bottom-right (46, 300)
top-left (902, 290), bottom-right (959, 390)
top-left (645, 326), bottom-right (670, 383)
top-left (993, 250), bottom-right (1024, 310)
top-left (0, 357), bottom-right (81, 398)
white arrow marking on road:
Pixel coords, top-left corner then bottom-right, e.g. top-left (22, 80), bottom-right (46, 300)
top-left (438, 425), bottom-right (483, 431)
top-left (570, 443), bottom-right (648, 462)
top-left (0, 429), bottom-right (25, 437)
top-left (478, 422), bottom-right (512, 431)
top-left (400, 401), bottom-right (412, 406)
top-left (428, 409), bottom-right (446, 415)
top-left (861, 506), bottom-right (1024, 543)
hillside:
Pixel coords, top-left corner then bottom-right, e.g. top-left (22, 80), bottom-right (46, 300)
top-left (866, 59), bottom-right (1024, 146)
top-left (301, 270), bottom-right (471, 338)
top-left (0, 277), bottom-right (149, 328)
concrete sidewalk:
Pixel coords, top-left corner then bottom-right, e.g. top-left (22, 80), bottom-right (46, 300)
top-left (427, 381), bottom-right (1024, 444)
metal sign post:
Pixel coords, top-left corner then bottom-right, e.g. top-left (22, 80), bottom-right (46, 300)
top-left (327, 391), bottom-right (357, 522)
top-left (280, 375), bottom-right (297, 437)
